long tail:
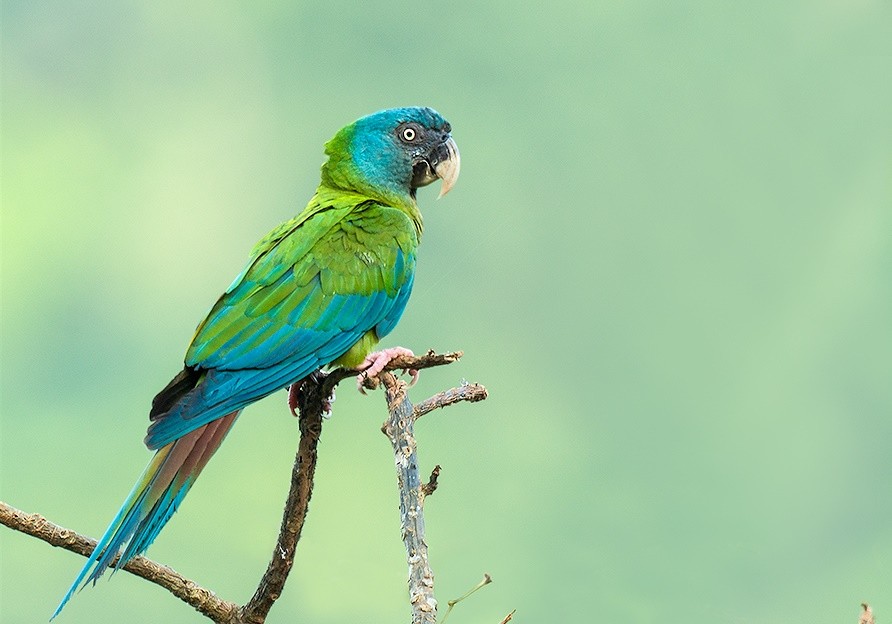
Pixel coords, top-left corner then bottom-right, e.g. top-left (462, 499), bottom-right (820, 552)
top-left (52, 410), bottom-right (240, 619)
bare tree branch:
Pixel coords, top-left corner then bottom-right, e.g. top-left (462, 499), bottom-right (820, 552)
top-left (324, 349), bottom-right (464, 395)
top-left (0, 350), bottom-right (487, 623)
top-left (238, 374), bottom-right (326, 624)
top-left (0, 501), bottom-right (239, 622)
top-left (413, 382), bottom-right (488, 420)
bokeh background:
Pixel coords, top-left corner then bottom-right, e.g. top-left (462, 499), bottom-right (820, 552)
top-left (2, 1), bottom-right (890, 622)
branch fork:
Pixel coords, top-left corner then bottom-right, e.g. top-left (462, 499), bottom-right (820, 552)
top-left (0, 350), bottom-right (487, 624)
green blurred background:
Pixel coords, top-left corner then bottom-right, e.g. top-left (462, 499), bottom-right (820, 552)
top-left (2, 1), bottom-right (890, 622)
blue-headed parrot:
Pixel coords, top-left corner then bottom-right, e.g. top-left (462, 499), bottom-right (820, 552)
top-left (53, 107), bottom-right (460, 617)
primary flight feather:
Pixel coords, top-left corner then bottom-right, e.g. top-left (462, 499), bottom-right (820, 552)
top-left (53, 107), bottom-right (459, 617)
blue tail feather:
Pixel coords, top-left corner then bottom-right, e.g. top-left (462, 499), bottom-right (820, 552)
top-left (52, 412), bottom-right (239, 619)
top-left (50, 455), bottom-right (162, 619)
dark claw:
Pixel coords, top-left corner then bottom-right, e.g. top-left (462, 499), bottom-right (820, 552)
top-left (287, 382), bottom-right (303, 417)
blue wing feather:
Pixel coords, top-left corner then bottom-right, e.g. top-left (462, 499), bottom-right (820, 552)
top-left (376, 270), bottom-right (414, 338)
top-left (146, 201), bottom-right (417, 449)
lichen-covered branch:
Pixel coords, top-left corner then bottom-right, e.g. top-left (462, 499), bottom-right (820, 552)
top-left (374, 356), bottom-right (489, 623)
top-left (381, 372), bottom-right (438, 624)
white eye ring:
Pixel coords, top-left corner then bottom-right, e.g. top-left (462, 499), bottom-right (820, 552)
top-left (401, 127), bottom-right (416, 142)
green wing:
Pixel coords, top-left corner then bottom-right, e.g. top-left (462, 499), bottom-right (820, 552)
top-left (146, 189), bottom-right (417, 448)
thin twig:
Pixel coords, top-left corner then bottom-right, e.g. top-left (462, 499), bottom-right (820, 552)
top-left (0, 501), bottom-right (239, 623)
top-left (413, 383), bottom-right (488, 420)
top-left (439, 574), bottom-right (493, 624)
top-left (422, 465), bottom-right (441, 497)
top-left (499, 608), bottom-right (517, 623)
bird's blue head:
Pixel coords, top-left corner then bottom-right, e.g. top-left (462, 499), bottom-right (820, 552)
top-left (321, 107), bottom-right (460, 206)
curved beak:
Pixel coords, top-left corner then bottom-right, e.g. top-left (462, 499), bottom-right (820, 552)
top-left (432, 136), bottom-right (460, 199)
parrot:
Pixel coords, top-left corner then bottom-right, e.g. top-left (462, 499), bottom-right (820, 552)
top-left (52, 106), bottom-right (460, 618)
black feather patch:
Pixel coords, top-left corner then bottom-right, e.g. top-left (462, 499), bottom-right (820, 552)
top-left (150, 367), bottom-right (202, 421)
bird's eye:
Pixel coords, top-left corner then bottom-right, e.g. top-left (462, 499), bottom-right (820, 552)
top-left (400, 126), bottom-right (417, 142)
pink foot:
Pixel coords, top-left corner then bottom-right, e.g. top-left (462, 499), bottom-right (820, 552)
top-left (356, 346), bottom-right (419, 392)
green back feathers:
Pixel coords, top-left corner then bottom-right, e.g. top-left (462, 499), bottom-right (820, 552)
top-left (186, 190), bottom-right (417, 370)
